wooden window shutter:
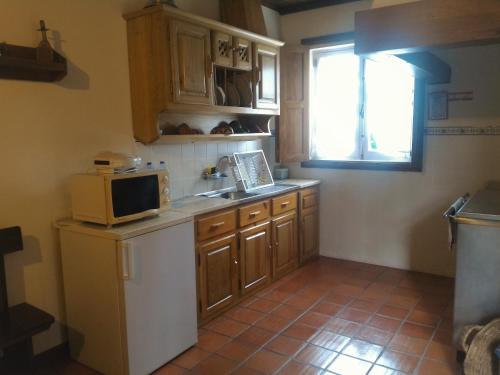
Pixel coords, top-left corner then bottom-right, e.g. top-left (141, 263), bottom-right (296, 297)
top-left (278, 46), bottom-right (310, 163)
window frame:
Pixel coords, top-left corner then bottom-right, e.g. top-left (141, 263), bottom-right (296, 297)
top-left (302, 46), bottom-right (426, 173)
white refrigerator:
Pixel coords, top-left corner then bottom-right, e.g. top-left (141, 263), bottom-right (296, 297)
top-left (59, 217), bottom-right (197, 375)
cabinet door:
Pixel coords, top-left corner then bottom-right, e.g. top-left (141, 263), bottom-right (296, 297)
top-left (212, 31), bottom-right (233, 68)
top-left (300, 207), bottom-right (319, 264)
top-left (272, 212), bottom-right (298, 280)
top-left (198, 234), bottom-right (238, 320)
top-left (278, 46), bottom-right (310, 162)
top-left (253, 43), bottom-right (279, 110)
top-left (233, 37), bottom-right (252, 71)
top-left (170, 19), bottom-right (213, 105)
top-left (239, 221), bottom-right (271, 296)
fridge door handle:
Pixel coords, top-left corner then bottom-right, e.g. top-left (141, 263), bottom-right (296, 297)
top-left (121, 242), bottom-right (135, 280)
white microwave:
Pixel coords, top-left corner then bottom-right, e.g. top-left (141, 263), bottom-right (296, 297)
top-left (70, 170), bottom-right (170, 226)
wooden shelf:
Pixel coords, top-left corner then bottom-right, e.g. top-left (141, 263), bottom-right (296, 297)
top-left (0, 43), bottom-right (67, 82)
top-left (154, 133), bottom-right (272, 144)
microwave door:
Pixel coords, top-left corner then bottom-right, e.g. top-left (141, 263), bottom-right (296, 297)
top-left (111, 175), bottom-right (160, 218)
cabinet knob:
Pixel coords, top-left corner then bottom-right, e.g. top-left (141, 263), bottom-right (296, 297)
top-left (233, 258), bottom-right (239, 265)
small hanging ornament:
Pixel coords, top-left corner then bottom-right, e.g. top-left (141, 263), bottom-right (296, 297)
top-left (36, 20), bottom-right (54, 64)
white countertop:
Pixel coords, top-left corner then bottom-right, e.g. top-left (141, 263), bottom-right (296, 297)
top-left (56, 179), bottom-right (320, 239)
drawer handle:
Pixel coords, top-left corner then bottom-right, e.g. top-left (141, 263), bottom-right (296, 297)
top-left (281, 201), bottom-right (290, 207)
top-left (210, 222), bottom-right (225, 229)
top-left (249, 210), bottom-right (261, 217)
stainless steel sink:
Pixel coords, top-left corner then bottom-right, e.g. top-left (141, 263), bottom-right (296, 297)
top-left (218, 191), bottom-right (258, 200)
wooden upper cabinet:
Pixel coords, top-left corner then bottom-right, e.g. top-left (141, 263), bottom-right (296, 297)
top-left (233, 37), bottom-right (252, 71)
top-left (253, 43), bottom-right (279, 110)
top-left (278, 46), bottom-right (310, 163)
top-left (169, 19), bottom-right (213, 106)
top-left (272, 212), bottom-right (298, 280)
top-left (212, 31), bottom-right (233, 68)
top-left (239, 221), bottom-right (271, 296)
top-left (198, 234), bottom-right (238, 320)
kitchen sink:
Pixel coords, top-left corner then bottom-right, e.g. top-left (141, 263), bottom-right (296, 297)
top-left (218, 191), bottom-right (258, 200)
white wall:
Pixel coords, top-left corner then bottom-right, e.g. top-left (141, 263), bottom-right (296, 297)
top-left (280, 2), bottom-right (500, 277)
top-left (0, 0), bottom-right (279, 354)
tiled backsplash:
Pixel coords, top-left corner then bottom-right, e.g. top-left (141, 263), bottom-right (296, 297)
top-left (136, 140), bottom-right (263, 200)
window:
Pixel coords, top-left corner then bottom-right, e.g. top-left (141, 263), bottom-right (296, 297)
top-left (304, 44), bottom-right (424, 171)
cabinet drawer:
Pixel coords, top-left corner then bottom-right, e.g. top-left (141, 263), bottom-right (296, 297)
top-left (197, 210), bottom-right (236, 241)
top-left (239, 200), bottom-right (270, 227)
top-left (272, 192), bottom-right (297, 216)
top-left (300, 188), bottom-right (319, 210)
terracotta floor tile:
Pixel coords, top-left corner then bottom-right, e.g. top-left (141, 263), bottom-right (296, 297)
top-left (278, 360), bottom-right (323, 375)
top-left (324, 293), bottom-right (354, 305)
top-left (247, 298), bottom-right (281, 313)
top-left (424, 341), bottom-right (456, 363)
top-left (368, 316), bottom-right (401, 333)
top-left (311, 301), bottom-right (343, 317)
top-left (386, 295), bottom-right (420, 310)
top-left (295, 344), bottom-right (338, 369)
top-left (368, 365), bottom-right (405, 374)
top-left (355, 326), bottom-right (394, 346)
top-left (206, 317), bottom-right (250, 338)
top-left (338, 308), bottom-right (372, 324)
top-left (224, 307), bottom-right (266, 325)
top-left (332, 284), bottom-right (365, 297)
top-left (344, 277), bottom-right (372, 289)
top-left (376, 350), bottom-right (419, 373)
top-left (172, 347), bottom-right (211, 369)
top-left (153, 364), bottom-right (186, 375)
top-left (237, 326), bottom-right (275, 346)
top-left (433, 328), bottom-right (453, 345)
top-left (297, 311), bottom-right (330, 328)
top-left (231, 367), bottom-right (262, 375)
top-left (341, 339), bottom-right (384, 362)
top-left (282, 323), bottom-right (320, 341)
top-left (262, 290), bottom-right (293, 303)
top-left (417, 359), bottom-right (458, 375)
top-left (245, 349), bottom-right (289, 375)
top-left (271, 304), bottom-right (304, 321)
top-left (196, 330), bottom-right (232, 352)
top-left (216, 340), bottom-right (259, 362)
top-left (324, 318), bottom-right (362, 337)
top-left (351, 299), bottom-right (382, 313)
top-left (327, 354), bottom-right (372, 375)
top-left (240, 296), bottom-right (259, 307)
top-left (190, 354), bottom-right (237, 375)
top-left (265, 335), bottom-right (306, 356)
top-left (399, 322), bottom-right (435, 340)
top-left (297, 286), bottom-right (327, 299)
top-left (285, 295), bottom-right (319, 309)
top-left (408, 309), bottom-right (441, 327)
top-left (255, 314), bottom-right (291, 333)
top-left (309, 330), bottom-right (350, 351)
top-left (376, 305), bottom-right (409, 320)
top-left (392, 286), bottom-right (423, 299)
top-left (388, 334), bottom-right (428, 356)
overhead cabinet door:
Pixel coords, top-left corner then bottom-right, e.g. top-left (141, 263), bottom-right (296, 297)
top-left (253, 43), bottom-right (279, 110)
top-left (170, 19), bottom-right (213, 105)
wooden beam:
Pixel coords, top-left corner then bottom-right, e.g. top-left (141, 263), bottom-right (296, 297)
top-left (396, 52), bottom-right (451, 85)
top-left (262, 0), bottom-right (362, 15)
top-left (355, 0), bottom-right (500, 55)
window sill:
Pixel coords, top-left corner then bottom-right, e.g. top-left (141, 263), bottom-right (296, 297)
top-left (301, 159), bottom-right (422, 172)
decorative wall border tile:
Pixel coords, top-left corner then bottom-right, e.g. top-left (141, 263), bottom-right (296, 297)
top-left (425, 126), bottom-right (500, 136)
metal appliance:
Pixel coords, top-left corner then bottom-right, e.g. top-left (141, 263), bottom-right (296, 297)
top-left (444, 189), bottom-right (500, 344)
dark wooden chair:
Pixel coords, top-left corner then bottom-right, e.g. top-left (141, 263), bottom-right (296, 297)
top-left (0, 226), bottom-right (54, 369)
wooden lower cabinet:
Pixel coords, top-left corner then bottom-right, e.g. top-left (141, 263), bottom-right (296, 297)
top-left (198, 234), bottom-right (238, 320)
top-left (196, 186), bottom-right (319, 324)
top-left (272, 212), bottom-right (298, 280)
top-left (239, 221), bottom-right (272, 296)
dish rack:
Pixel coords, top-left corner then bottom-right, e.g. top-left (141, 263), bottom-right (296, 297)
top-left (229, 151), bottom-right (274, 192)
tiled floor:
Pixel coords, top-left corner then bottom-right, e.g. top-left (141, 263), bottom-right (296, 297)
top-left (29, 257), bottom-right (459, 375)
top-left (161, 257), bottom-right (459, 375)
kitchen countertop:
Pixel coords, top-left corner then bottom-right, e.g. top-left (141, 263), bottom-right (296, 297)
top-left (171, 179), bottom-right (320, 216)
top-left (56, 179), bottom-right (320, 237)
